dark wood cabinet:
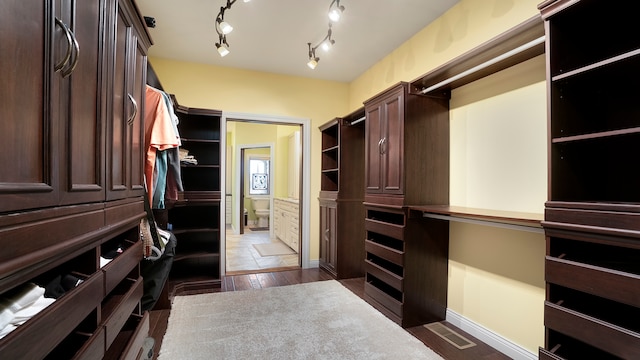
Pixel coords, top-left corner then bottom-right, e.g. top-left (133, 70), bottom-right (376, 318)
top-left (363, 204), bottom-right (449, 328)
top-left (539, 1), bottom-right (640, 358)
top-left (318, 109), bottom-right (366, 279)
top-left (0, 0), bottom-right (151, 357)
top-left (106, 0), bottom-right (148, 201)
top-left (361, 82), bottom-right (450, 327)
top-left (363, 82), bottom-right (450, 206)
top-left (166, 105), bottom-right (223, 291)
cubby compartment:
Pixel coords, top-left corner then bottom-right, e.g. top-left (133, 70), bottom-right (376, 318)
top-left (366, 208), bottom-right (405, 225)
top-left (320, 169), bottom-right (338, 192)
top-left (103, 312), bottom-right (149, 360)
top-left (180, 139), bottom-right (220, 166)
top-left (540, 330), bottom-right (619, 360)
top-left (45, 311), bottom-right (104, 360)
top-left (176, 113), bottom-right (220, 141)
top-left (0, 271), bottom-right (102, 359)
top-left (168, 204), bottom-right (220, 230)
top-left (550, 53), bottom-right (640, 139)
top-left (180, 166), bottom-right (221, 191)
top-left (546, 1), bottom-right (640, 77)
top-left (550, 133), bottom-right (640, 203)
top-left (365, 274), bottom-right (403, 308)
top-left (546, 285), bottom-right (640, 359)
top-left (101, 239), bottom-right (142, 299)
top-left (365, 238), bottom-right (404, 266)
top-left (172, 230), bottom-right (220, 255)
top-left (102, 277), bottom-right (143, 348)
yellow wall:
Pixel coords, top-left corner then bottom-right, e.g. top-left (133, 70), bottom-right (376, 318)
top-left (150, 0), bottom-right (547, 353)
top-left (348, 0), bottom-right (542, 110)
top-left (447, 55), bottom-right (547, 352)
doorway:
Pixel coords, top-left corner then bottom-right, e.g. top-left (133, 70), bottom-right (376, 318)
top-left (220, 112), bottom-right (311, 276)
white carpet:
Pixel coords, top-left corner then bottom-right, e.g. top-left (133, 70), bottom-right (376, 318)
top-left (158, 280), bottom-right (444, 360)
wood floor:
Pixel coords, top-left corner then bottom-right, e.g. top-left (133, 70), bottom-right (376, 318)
top-left (148, 269), bottom-right (510, 360)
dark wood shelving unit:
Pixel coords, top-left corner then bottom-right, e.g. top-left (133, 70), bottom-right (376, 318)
top-left (318, 108), bottom-right (366, 279)
top-left (539, 1), bottom-right (640, 358)
top-left (166, 105), bottom-right (223, 293)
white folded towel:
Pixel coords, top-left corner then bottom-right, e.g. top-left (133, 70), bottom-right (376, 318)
top-left (3, 283), bottom-right (45, 313)
top-left (11, 296), bottom-right (56, 325)
top-left (0, 324), bottom-right (17, 339)
top-left (0, 301), bottom-right (14, 330)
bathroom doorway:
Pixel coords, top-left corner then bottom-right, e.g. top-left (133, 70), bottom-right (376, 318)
top-left (220, 113), bottom-right (309, 275)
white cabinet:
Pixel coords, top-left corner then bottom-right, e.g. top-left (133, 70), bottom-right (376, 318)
top-left (273, 198), bottom-right (299, 252)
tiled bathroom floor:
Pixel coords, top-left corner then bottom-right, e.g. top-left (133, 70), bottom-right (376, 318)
top-left (225, 227), bottom-right (299, 273)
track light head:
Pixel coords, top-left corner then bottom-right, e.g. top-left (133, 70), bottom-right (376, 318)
top-left (307, 43), bottom-right (320, 69)
top-left (216, 41), bottom-right (230, 57)
top-left (328, 0), bottom-right (345, 22)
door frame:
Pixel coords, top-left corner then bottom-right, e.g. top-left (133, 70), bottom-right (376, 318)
top-left (220, 112), bottom-right (311, 276)
top-left (237, 144), bottom-right (274, 236)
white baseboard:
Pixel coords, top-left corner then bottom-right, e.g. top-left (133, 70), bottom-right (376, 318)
top-left (306, 259), bottom-right (319, 268)
top-left (446, 309), bottom-right (537, 360)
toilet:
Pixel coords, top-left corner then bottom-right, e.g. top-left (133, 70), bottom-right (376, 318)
top-left (251, 196), bottom-right (270, 228)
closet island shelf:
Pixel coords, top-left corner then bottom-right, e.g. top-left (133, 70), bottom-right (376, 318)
top-left (408, 205), bottom-right (543, 230)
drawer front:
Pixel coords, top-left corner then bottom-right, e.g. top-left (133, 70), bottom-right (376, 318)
top-left (0, 271), bottom-right (103, 360)
top-left (545, 207), bottom-right (640, 233)
top-left (538, 347), bottom-right (564, 360)
top-left (363, 283), bottom-right (403, 326)
top-left (365, 239), bottom-right (403, 266)
top-left (103, 241), bottom-right (142, 295)
top-left (365, 218), bottom-right (404, 240)
top-left (73, 327), bottom-right (106, 360)
top-left (120, 313), bottom-right (150, 360)
top-left (365, 260), bottom-right (403, 291)
top-left (545, 301), bottom-right (640, 359)
top-left (104, 277), bottom-right (144, 347)
top-left (546, 256), bottom-right (640, 308)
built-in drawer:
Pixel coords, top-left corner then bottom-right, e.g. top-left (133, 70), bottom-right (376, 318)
top-left (365, 218), bottom-right (404, 240)
top-left (545, 301), bottom-right (640, 359)
top-left (542, 329), bottom-right (620, 360)
top-left (365, 259), bottom-right (403, 291)
top-left (72, 327), bottom-right (106, 360)
top-left (539, 347), bottom-right (564, 360)
top-left (363, 281), bottom-right (403, 325)
top-left (546, 256), bottom-right (640, 307)
top-left (365, 239), bottom-right (403, 266)
top-left (102, 276), bottom-right (143, 349)
top-left (0, 271), bottom-right (103, 359)
top-left (103, 312), bottom-right (149, 360)
top-left (102, 240), bottom-right (142, 295)
top-left (545, 204), bottom-right (640, 233)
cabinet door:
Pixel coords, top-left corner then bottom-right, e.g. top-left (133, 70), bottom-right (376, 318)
top-left (58, 0), bottom-right (106, 205)
top-left (382, 91), bottom-right (404, 195)
top-left (319, 201), bottom-right (337, 272)
top-left (106, 0), bottom-right (146, 201)
top-left (0, 1), bottom-right (60, 213)
top-left (365, 103), bottom-right (383, 193)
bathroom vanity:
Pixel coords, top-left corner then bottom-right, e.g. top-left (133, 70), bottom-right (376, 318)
top-left (273, 198), bottom-right (300, 252)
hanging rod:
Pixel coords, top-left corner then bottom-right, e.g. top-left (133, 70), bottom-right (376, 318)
top-left (349, 116), bottom-right (365, 126)
top-left (421, 35), bottom-right (545, 94)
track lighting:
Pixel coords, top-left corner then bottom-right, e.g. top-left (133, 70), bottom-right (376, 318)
top-left (328, 0), bottom-right (345, 22)
top-left (214, 0), bottom-right (249, 57)
top-left (305, 1), bottom-right (345, 69)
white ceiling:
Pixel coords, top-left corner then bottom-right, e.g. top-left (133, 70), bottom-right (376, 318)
top-left (136, 0), bottom-right (460, 82)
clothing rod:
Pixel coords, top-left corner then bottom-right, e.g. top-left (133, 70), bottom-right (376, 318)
top-left (349, 116), bottom-right (365, 125)
top-left (421, 35), bottom-right (545, 94)
top-left (422, 212), bottom-right (544, 234)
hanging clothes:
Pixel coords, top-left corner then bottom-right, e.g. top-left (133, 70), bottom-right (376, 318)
top-left (144, 85), bottom-right (181, 208)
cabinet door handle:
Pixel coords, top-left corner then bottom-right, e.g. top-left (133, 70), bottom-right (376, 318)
top-left (379, 137), bottom-right (387, 155)
top-left (61, 28), bottom-right (80, 78)
top-left (378, 138), bottom-right (384, 154)
top-left (324, 228), bottom-right (330, 241)
top-left (127, 93), bottom-right (138, 125)
top-left (54, 18), bottom-right (73, 73)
